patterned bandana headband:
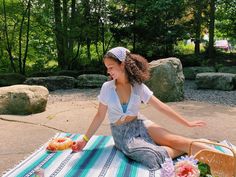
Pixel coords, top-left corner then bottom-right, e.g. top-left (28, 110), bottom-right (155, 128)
top-left (108, 47), bottom-right (130, 62)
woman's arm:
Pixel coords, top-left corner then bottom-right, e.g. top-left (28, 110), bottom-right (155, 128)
top-left (148, 95), bottom-right (206, 127)
top-left (84, 102), bottom-right (108, 139)
top-left (72, 102), bottom-right (107, 151)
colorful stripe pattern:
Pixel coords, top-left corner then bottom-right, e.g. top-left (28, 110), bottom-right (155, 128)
top-left (4, 133), bottom-right (234, 177)
top-left (3, 133), bottom-right (161, 177)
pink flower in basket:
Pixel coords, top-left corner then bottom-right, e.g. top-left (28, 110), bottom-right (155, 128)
top-left (161, 156), bottom-right (200, 177)
top-left (175, 160), bottom-right (200, 177)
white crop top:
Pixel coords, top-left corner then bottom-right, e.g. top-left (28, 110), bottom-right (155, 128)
top-left (98, 80), bottom-right (153, 123)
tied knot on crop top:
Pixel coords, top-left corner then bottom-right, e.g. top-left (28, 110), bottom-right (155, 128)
top-left (98, 80), bottom-right (153, 123)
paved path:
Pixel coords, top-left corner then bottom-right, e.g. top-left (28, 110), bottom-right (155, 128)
top-left (1, 91), bottom-right (236, 175)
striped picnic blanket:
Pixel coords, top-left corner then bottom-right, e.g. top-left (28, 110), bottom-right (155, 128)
top-left (3, 133), bottom-right (235, 177)
top-left (3, 133), bottom-right (161, 177)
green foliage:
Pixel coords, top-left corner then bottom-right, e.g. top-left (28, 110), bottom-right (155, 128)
top-left (198, 162), bottom-right (212, 177)
top-left (0, 0), bottom-right (235, 75)
top-left (214, 62), bottom-right (224, 72)
top-left (175, 42), bottom-right (195, 55)
top-left (0, 1), bottom-right (23, 61)
top-left (174, 41), bottom-right (205, 55)
top-left (177, 54), bottom-right (202, 67)
top-left (25, 59), bottom-right (57, 76)
top-left (0, 0), bottom-right (57, 74)
top-left (0, 57), bottom-right (12, 73)
top-left (215, 0), bottom-right (236, 40)
top-left (200, 58), bottom-right (211, 66)
top-left (109, 0), bottom-right (189, 58)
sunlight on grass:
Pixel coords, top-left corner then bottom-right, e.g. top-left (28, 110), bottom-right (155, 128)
top-left (46, 60), bottom-right (58, 68)
top-left (175, 41), bottom-right (205, 55)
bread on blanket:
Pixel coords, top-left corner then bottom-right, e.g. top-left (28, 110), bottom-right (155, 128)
top-left (46, 137), bottom-right (73, 151)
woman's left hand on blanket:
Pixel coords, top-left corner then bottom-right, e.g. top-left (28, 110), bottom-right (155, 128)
top-left (71, 139), bottom-right (87, 152)
top-left (186, 120), bottom-right (206, 127)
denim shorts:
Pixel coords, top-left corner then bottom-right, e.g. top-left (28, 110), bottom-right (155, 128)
top-left (110, 118), bottom-right (169, 170)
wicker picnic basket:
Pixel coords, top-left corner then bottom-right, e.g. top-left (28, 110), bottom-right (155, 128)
top-left (189, 140), bottom-right (236, 177)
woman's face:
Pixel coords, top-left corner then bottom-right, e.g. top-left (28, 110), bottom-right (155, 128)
top-left (104, 57), bottom-right (124, 80)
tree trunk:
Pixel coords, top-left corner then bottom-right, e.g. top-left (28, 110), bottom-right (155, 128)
top-left (53, 0), bottom-right (65, 69)
top-left (3, 0), bottom-right (16, 72)
top-left (101, 21), bottom-right (105, 56)
top-left (86, 37), bottom-right (91, 61)
top-left (18, 8), bottom-right (26, 74)
top-left (62, 0), bottom-right (69, 69)
top-left (68, 0), bottom-right (76, 69)
top-left (208, 0), bottom-right (216, 60)
top-left (132, 0), bottom-right (137, 52)
top-left (194, 0), bottom-right (202, 55)
top-left (95, 1), bottom-right (102, 61)
top-left (22, 0), bottom-right (31, 75)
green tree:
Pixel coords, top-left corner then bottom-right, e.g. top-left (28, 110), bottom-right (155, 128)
top-left (109, 0), bottom-right (188, 58)
top-left (53, 0), bottom-right (111, 69)
top-left (215, 0), bottom-right (236, 41)
top-left (2, 0), bottom-right (31, 74)
top-left (27, 0), bottom-right (57, 71)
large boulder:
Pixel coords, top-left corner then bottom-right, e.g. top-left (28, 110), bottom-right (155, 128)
top-left (146, 58), bottom-right (184, 102)
top-left (24, 76), bottom-right (75, 91)
top-left (0, 85), bottom-right (49, 115)
top-left (0, 73), bottom-right (26, 86)
top-left (183, 67), bottom-right (216, 80)
top-left (196, 72), bottom-right (236, 91)
top-left (76, 74), bottom-right (108, 88)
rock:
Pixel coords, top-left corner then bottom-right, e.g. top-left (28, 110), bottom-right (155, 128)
top-left (146, 58), bottom-right (184, 102)
top-left (218, 66), bottom-right (236, 74)
top-left (76, 74), bottom-right (108, 88)
top-left (183, 67), bottom-right (216, 80)
top-left (196, 73), bottom-right (236, 91)
top-left (55, 70), bottom-right (80, 78)
top-left (24, 76), bottom-right (76, 91)
top-left (0, 73), bottom-right (26, 86)
top-left (29, 71), bottom-right (55, 77)
top-left (0, 85), bottom-right (48, 115)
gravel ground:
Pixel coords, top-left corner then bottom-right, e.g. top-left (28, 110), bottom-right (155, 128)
top-left (48, 88), bottom-right (100, 104)
top-left (184, 80), bottom-right (236, 106)
top-left (48, 81), bottom-right (236, 107)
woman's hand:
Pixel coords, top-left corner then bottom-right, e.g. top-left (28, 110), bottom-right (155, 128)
top-left (186, 120), bottom-right (207, 127)
top-left (71, 139), bottom-right (87, 152)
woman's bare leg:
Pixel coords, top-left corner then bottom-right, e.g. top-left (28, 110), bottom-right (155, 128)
top-left (146, 123), bottom-right (214, 156)
top-left (162, 146), bottom-right (185, 158)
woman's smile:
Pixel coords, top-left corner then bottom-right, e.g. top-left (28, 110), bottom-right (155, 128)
top-left (104, 58), bottom-right (123, 80)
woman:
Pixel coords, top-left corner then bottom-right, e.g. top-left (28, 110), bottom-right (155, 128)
top-left (72, 47), bottom-right (209, 170)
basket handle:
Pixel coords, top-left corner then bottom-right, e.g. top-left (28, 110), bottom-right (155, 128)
top-left (189, 140), bottom-right (236, 176)
top-left (189, 140), bottom-right (236, 157)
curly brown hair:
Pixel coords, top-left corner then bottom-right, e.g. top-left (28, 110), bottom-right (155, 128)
top-left (104, 52), bottom-right (150, 85)
top-left (125, 53), bottom-right (150, 85)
